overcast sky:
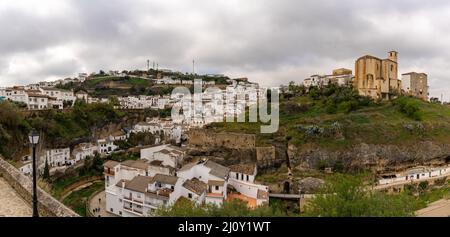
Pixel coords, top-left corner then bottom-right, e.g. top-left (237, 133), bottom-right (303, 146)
top-left (1, 0), bottom-right (449, 100)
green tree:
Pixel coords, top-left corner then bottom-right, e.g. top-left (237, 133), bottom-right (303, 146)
top-left (92, 153), bottom-right (103, 173)
top-left (108, 96), bottom-right (120, 107)
top-left (43, 158), bottom-right (50, 180)
top-left (394, 97), bottom-right (422, 121)
top-left (155, 198), bottom-right (283, 217)
top-left (303, 174), bottom-right (420, 217)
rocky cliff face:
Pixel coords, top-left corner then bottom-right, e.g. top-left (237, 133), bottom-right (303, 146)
top-left (290, 141), bottom-right (450, 173)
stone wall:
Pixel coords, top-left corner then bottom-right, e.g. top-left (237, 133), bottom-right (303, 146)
top-left (291, 142), bottom-right (450, 173)
top-left (0, 156), bottom-right (79, 217)
top-left (256, 146), bottom-right (278, 168)
top-left (188, 129), bottom-right (256, 149)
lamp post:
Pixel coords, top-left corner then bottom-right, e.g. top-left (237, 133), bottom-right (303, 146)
top-left (28, 129), bottom-right (40, 217)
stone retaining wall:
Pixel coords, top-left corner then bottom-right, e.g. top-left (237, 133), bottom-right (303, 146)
top-left (0, 156), bottom-right (79, 217)
top-left (188, 129), bottom-right (256, 149)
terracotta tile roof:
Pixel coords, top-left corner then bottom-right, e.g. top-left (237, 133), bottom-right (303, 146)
top-left (28, 93), bottom-right (49, 98)
top-left (158, 149), bottom-right (171, 155)
top-left (183, 178), bottom-right (207, 195)
top-left (205, 160), bottom-right (230, 179)
top-left (152, 174), bottom-right (178, 185)
top-left (178, 162), bottom-right (197, 172)
top-left (149, 160), bottom-right (163, 166)
top-left (124, 176), bottom-right (153, 193)
top-left (208, 180), bottom-right (225, 186)
top-left (229, 163), bottom-right (256, 175)
top-left (121, 160), bottom-right (149, 170)
top-left (104, 160), bottom-right (119, 169)
top-left (115, 179), bottom-right (130, 188)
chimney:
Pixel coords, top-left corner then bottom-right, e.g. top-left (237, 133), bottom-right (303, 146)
top-left (388, 51), bottom-right (398, 62)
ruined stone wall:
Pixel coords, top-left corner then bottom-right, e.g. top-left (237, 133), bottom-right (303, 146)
top-left (0, 156), bottom-right (79, 217)
top-left (188, 129), bottom-right (256, 149)
top-left (256, 146), bottom-right (277, 168)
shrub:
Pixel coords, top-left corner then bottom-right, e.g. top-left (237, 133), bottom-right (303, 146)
top-left (394, 97), bottom-right (422, 121)
top-left (303, 174), bottom-right (420, 217)
top-left (309, 87), bottom-right (321, 100)
top-left (337, 100), bottom-right (359, 113)
top-left (283, 102), bottom-right (309, 115)
top-left (325, 101), bottom-right (337, 114)
top-left (434, 178), bottom-right (447, 186)
top-left (304, 125), bottom-right (324, 139)
top-left (418, 181), bottom-right (429, 193)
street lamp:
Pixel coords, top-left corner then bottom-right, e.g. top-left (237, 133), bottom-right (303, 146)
top-left (28, 129), bottom-right (40, 217)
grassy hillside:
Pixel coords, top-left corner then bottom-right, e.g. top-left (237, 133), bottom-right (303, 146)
top-left (58, 70), bottom-right (231, 98)
top-left (211, 85), bottom-right (450, 150)
top-left (83, 76), bottom-right (151, 88)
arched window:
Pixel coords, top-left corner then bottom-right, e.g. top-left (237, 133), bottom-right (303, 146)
top-left (366, 74), bottom-right (374, 87)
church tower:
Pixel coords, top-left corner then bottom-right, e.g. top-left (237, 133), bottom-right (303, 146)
top-left (388, 51), bottom-right (398, 62)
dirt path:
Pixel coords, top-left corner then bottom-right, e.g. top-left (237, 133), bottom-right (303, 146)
top-left (416, 199), bottom-right (450, 217)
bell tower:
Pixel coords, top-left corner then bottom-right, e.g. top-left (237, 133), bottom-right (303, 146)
top-left (388, 51), bottom-right (398, 62)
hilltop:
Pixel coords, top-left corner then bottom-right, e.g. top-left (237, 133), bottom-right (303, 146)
top-left (210, 85), bottom-right (450, 173)
top-left (56, 69), bottom-right (231, 98)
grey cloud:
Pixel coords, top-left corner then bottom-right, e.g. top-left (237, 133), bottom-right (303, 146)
top-left (0, 0), bottom-right (449, 100)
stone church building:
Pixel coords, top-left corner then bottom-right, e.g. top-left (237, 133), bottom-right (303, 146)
top-left (354, 51), bottom-right (402, 100)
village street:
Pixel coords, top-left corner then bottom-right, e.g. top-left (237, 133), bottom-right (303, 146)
top-left (89, 190), bottom-right (116, 217)
top-left (416, 199), bottom-right (450, 217)
top-left (0, 178), bottom-right (32, 217)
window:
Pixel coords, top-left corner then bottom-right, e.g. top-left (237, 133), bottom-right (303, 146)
top-left (119, 211), bottom-right (122, 216)
top-left (246, 175), bottom-right (249, 181)
top-left (110, 208), bottom-right (113, 212)
top-left (236, 173), bottom-right (239, 179)
top-left (391, 65), bottom-right (394, 71)
top-left (215, 186), bottom-right (219, 191)
top-left (188, 193), bottom-right (193, 199)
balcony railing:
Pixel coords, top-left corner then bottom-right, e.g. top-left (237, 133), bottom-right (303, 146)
top-left (132, 198), bottom-right (144, 204)
top-left (133, 209), bottom-right (143, 214)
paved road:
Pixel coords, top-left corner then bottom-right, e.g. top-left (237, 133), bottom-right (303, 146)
top-left (416, 199), bottom-right (450, 217)
top-left (89, 190), bottom-right (116, 217)
top-left (0, 178), bottom-right (32, 217)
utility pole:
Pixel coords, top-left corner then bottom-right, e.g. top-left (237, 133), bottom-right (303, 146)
top-left (192, 59), bottom-right (195, 75)
top-left (147, 59), bottom-right (150, 71)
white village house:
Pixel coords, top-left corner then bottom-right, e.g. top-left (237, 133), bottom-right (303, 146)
top-left (103, 158), bottom-right (270, 217)
top-left (72, 143), bottom-right (98, 163)
top-left (45, 148), bottom-right (71, 167)
top-left (378, 165), bottom-right (450, 186)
